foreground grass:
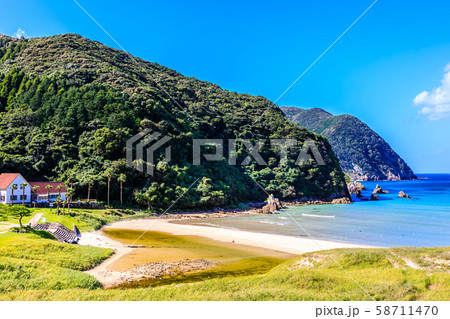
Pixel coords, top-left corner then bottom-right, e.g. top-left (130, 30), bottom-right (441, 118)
top-left (0, 231), bottom-right (448, 300)
top-left (0, 232), bottom-right (113, 296)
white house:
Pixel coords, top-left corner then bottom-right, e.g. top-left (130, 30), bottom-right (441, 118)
top-left (0, 173), bottom-right (32, 204)
top-left (0, 173), bottom-right (67, 204)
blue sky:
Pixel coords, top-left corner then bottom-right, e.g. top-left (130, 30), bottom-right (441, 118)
top-left (1, 0), bottom-right (450, 173)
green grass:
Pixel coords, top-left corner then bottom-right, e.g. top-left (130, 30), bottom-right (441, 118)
top-left (0, 232), bottom-right (113, 297)
top-left (0, 215), bottom-right (448, 301)
top-left (0, 239), bottom-right (448, 300)
top-left (3, 207), bottom-right (152, 232)
top-left (0, 232), bottom-right (113, 270)
top-left (390, 247), bottom-right (450, 272)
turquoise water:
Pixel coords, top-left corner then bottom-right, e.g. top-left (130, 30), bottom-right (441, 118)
top-left (185, 174), bottom-right (450, 247)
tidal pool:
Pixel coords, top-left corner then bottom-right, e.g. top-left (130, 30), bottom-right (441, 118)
top-left (103, 228), bottom-right (297, 288)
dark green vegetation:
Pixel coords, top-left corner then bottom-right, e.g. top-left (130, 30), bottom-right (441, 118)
top-left (0, 241), bottom-right (447, 300)
top-left (0, 232), bottom-right (112, 294)
top-left (0, 34), bottom-right (348, 210)
top-left (0, 204), bottom-right (32, 227)
top-left (282, 107), bottom-right (417, 181)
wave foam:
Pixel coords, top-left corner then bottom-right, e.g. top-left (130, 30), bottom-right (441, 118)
top-left (302, 213), bottom-right (335, 218)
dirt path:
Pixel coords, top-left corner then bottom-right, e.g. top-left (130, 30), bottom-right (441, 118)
top-left (79, 231), bottom-right (133, 288)
top-left (0, 222), bottom-right (19, 233)
top-left (28, 213), bottom-right (44, 226)
top-left (389, 250), bottom-right (422, 270)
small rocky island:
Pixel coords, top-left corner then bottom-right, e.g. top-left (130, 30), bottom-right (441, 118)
top-left (399, 191), bottom-right (411, 199)
top-left (373, 184), bottom-right (389, 194)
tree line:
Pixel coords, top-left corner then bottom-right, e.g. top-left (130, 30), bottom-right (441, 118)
top-left (0, 34), bottom-right (349, 210)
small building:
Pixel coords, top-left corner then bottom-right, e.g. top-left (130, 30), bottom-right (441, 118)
top-left (0, 173), bottom-right (32, 204)
top-left (0, 173), bottom-right (67, 204)
top-left (29, 181), bottom-right (67, 203)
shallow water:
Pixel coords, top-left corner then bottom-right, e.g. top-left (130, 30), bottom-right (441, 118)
top-left (180, 174), bottom-right (450, 247)
top-left (103, 229), bottom-right (297, 288)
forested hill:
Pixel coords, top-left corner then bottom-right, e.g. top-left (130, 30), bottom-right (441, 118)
top-left (281, 107), bottom-right (417, 181)
top-left (0, 33), bottom-right (348, 209)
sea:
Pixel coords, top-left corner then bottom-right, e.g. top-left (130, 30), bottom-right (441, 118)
top-left (184, 174), bottom-right (450, 247)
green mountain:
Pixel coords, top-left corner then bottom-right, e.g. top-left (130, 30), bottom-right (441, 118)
top-left (0, 34), bottom-right (349, 209)
top-left (281, 107), bottom-right (416, 181)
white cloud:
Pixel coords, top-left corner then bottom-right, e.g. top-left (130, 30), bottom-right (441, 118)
top-left (413, 64), bottom-right (450, 120)
top-left (13, 28), bottom-right (28, 39)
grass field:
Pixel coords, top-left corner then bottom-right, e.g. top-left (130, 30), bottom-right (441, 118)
top-left (0, 228), bottom-right (448, 301)
top-left (2, 207), bottom-right (151, 232)
top-left (0, 232), bottom-right (113, 297)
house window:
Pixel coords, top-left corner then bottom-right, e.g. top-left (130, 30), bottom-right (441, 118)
top-left (20, 195), bottom-right (27, 200)
top-left (11, 195), bottom-right (17, 200)
top-left (1, 196), bottom-right (4, 201)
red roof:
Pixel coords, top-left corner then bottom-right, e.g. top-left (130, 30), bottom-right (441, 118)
top-left (29, 182), bottom-right (67, 195)
top-left (0, 173), bottom-right (20, 189)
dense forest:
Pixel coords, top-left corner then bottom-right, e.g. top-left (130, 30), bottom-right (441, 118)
top-left (282, 107), bottom-right (417, 181)
top-left (0, 34), bottom-right (348, 209)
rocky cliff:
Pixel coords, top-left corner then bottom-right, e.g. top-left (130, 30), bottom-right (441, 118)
top-left (282, 107), bottom-right (417, 181)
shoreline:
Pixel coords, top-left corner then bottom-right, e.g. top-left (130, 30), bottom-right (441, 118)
top-left (103, 217), bottom-right (376, 255)
top-left (79, 212), bottom-right (377, 287)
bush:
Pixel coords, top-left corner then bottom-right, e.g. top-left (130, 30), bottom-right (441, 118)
top-left (104, 210), bottom-right (122, 217)
top-left (118, 209), bottom-right (135, 215)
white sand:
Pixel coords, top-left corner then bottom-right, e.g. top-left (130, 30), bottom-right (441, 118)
top-left (101, 218), bottom-right (376, 255)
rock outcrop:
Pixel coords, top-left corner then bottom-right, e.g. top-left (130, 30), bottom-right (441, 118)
top-left (261, 194), bottom-right (282, 214)
top-left (347, 182), bottom-right (366, 195)
top-left (331, 197), bottom-right (352, 204)
top-left (398, 191), bottom-right (411, 199)
top-left (96, 259), bottom-right (215, 288)
top-left (373, 184), bottom-right (389, 194)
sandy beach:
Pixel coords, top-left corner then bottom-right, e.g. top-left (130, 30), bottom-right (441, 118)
top-left (103, 218), bottom-right (375, 255)
top-left (79, 214), bottom-right (376, 287)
